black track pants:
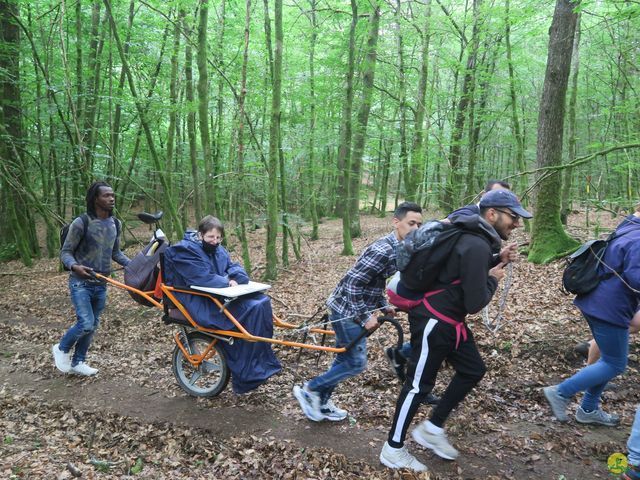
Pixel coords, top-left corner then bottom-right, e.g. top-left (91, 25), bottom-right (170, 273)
top-left (387, 313), bottom-right (486, 448)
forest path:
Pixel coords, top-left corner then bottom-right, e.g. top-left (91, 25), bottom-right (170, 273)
top-left (0, 314), bottom-right (622, 480)
top-left (1, 213), bottom-right (635, 479)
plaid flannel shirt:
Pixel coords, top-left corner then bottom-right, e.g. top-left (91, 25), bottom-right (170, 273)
top-left (327, 232), bottom-right (398, 325)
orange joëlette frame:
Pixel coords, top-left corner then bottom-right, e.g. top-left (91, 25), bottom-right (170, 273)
top-left (94, 273), bottom-right (347, 353)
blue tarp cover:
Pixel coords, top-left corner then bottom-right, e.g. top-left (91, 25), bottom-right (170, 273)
top-left (163, 231), bottom-right (281, 393)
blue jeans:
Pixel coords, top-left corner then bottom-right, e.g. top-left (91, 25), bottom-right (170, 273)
top-left (628, 406), bottom-right (640, 466)
top-left (398, 342), bottom-right (412, 359)
top-left (307, 310), bottom-right (368, 404)
top-left (558, 314), bottom-right (628, 411)
top-left (59, 278), bottom-right (107, 366)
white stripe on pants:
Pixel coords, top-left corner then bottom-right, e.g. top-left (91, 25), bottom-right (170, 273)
top-left (391, 317), bottom-right (438, 444)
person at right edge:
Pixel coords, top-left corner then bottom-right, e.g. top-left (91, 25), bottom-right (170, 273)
top-left (544, 205), bottom-right (640, 427)
top-left (379, 189), bottom-right (532, 472)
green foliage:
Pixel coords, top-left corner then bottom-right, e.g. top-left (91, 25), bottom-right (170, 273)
top-left (0, 0), bottom-right (638, 268)
top-left (0, 243), bottom-right (18, 262)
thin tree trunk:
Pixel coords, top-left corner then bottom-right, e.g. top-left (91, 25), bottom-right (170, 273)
top-left (505, 0), bottom-right (525, 192)
top-left (561, 13), bottom-right (581, 224)
top-left (184, 13), bottom-right (202, 223)
top-left (379, 137), bottom-right (392, 216)
top-left (213, 0), bottom-right (226, 214)
top-left (82, 1), bottom-right (104, 169)
top-left (396, 0), bottom-right (409, 204)
top-left (165, 9), bottom-right (183, 238)
top-left (408, 0), bottom-right (432, 203)
top-left (349, 1), bottom-right (380, 237)
top-left (442, 0), bottom-right (481, 212)
top-left (103, 0), bottom-right (183, 236)
top-left (265, 0), bottom-right (283, 279)
top-left (197, 0), bottom-right (215, 213)
top-left (236, 0), bottom-right (252, 273)
top-left (338, 0), bottom-right (358, 255)
top-left (307, 0), bottom-right (319, 240)
top-left (110, 0), bottom-right (135, 182)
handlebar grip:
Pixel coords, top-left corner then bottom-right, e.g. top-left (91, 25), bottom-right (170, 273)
top-left (343, 314), bottom-right (395, 351)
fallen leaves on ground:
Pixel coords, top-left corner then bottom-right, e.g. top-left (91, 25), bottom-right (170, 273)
top-left (0, 210), bottom-right (637, 479)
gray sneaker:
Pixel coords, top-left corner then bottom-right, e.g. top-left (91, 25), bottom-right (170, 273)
top-left (575, 406), bottom-right (620, 426)
top-left (293, 384), bottom-right (323, 422)
top-left (543, 385), bottom-right (570, 422)
top-left (379, 441), bottom-right (428, 472)
top-left (411, 422), bottom-right (459, 460)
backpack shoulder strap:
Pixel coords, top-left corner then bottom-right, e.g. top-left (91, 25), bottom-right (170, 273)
top-left (72, 213), bottom-right (90, 248)
top-left (79, 213), bottom-right (89, 237)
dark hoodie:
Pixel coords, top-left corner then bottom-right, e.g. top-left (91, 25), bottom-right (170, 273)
top-left (574, 215), bottom-right (640, 328)
top-left (424, 211), bottom-right (502, 323)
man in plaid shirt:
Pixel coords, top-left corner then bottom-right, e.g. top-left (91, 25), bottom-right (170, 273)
top-left (293, 202), bottom-right (423, 421)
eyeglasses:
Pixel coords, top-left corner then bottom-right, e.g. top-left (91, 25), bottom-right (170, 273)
top-left (493, 208), bottom-right (520, 221)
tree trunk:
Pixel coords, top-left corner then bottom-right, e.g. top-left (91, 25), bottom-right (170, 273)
top-left (306, 0), bottom-right (319, 240)
top-left (184, 13), bottom-right (202, 224)
top-left (442, 0), bottom-right (481, 212)
top-left (505, 0), bottom-right (525, 192)
top-left (165, 9), bottom-right (183, 238)
top-left (395, 0), bottom-right (409, 204)
top-left (265, 0), bottom-right (283, 280)
top-left (561, 13), bottom-right (581, 225)
top-left (103, 0), bottom-right (183, 236)
top-left (0, 0), bottom-right (39, 263)
top-left (528, 0), bottom-right (581, 264)
top-left (379, 137), bottom-right (392, 216)
top-left (109, 0), bottom-right (135, 181)
top-left (236, 0), bottom-right (252, 273)
top-left (407, 0), bottom-right (432, 203)
top-left (466, 44), bottom-right (498, 199)
top-left (349, 1), bottom-right (380, 238)
top-left (213, 0), bottom-right (226, 217)
top-left (337, 0), bottom-right (358, 256)
top-left (197, 0), bottom-right (216, 214)
top-left (82, 0), bottom-right (104, 170)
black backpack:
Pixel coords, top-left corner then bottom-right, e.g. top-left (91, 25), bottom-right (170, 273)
top-left (397, 221), bottom-right (468, 292)
top-left (59, 214), bottom-right (121, 270)
top-left (562, 231), bottom-right (621, 295)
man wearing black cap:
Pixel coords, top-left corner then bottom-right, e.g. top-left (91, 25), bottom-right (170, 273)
top-left (380, 189), bottom-right (532, 472)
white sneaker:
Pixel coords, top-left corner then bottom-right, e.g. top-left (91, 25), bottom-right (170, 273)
top-left (379, 441), bottom-right (428, 472)
top-left (412, 422), bottom-right (459, 460)
top-left (69, 362), bottom-right (98, 376)
top-left (320, 399), bottom-right (348, 421)
top-left (52, 344), bottom-right (71, 373)
top-left (293, 384), bottom-right (323, 421)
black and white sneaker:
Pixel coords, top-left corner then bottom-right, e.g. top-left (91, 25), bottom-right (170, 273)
top-left (320, 399), bottom-right (348, 421)
top-left (385, 347), bottom-right (407, 382)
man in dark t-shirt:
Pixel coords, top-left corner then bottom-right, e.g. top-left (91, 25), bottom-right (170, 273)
top-left (52, 181), bottom-right (130, 376)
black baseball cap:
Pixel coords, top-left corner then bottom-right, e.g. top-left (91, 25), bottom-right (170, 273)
top-left (479, 189), bottom-right (533, 219)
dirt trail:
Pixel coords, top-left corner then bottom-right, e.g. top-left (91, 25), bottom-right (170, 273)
top-left (0, 354), bottom-right (382, 462)
top-left (1, 334), bottom-right (622, 480)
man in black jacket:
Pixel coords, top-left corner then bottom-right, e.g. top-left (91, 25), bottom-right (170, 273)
top-left (379, 189), bottom-right (532, 472)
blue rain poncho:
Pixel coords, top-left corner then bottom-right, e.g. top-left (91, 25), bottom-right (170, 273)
top-left (163, 231), bottom-right (281, 393)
